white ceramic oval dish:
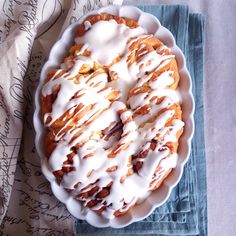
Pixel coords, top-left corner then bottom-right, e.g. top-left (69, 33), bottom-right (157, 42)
top-left (33, 5), bottom-right (195, 228)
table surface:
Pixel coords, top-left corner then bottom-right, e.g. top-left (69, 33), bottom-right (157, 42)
top-left (125, 0), bottom-right (236, 236)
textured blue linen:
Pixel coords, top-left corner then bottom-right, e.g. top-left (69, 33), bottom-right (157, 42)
top-left (75, 5), bottom-right (207, 236)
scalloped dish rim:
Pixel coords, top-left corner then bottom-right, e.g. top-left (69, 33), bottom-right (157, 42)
top-left (33, 5), bottom-right (195, 228)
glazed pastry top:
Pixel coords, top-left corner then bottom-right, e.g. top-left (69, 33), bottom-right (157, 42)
top-left (41, 14), bottom-right (184, 219)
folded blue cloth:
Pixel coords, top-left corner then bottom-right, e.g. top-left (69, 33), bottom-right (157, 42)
top-left (75, 5), bottom-right (207, 235)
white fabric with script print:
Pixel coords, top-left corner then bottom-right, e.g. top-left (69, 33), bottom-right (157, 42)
top-left (0, 0), bottom-right (122, 235)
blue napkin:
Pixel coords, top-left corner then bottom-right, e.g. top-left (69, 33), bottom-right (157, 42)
top-left (75, 5), bottom-right (207, 235)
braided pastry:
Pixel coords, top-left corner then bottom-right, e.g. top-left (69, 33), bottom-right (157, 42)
top-left (41, 14), bottom-right (184, 219)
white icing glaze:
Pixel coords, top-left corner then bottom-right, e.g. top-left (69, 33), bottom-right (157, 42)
top-left (84, 21), bottom-right (92, 31)
top-left (75, 20), bottom-right (145, 65)
top-left (41, 18), bottom-right (184, 219)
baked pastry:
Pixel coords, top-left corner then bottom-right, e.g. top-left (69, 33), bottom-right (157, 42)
top-left (41, 13), bottom-right (184, 219)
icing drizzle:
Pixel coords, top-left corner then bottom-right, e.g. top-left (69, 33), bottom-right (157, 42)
top-left (42, 18), bottom-right (184, 219)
